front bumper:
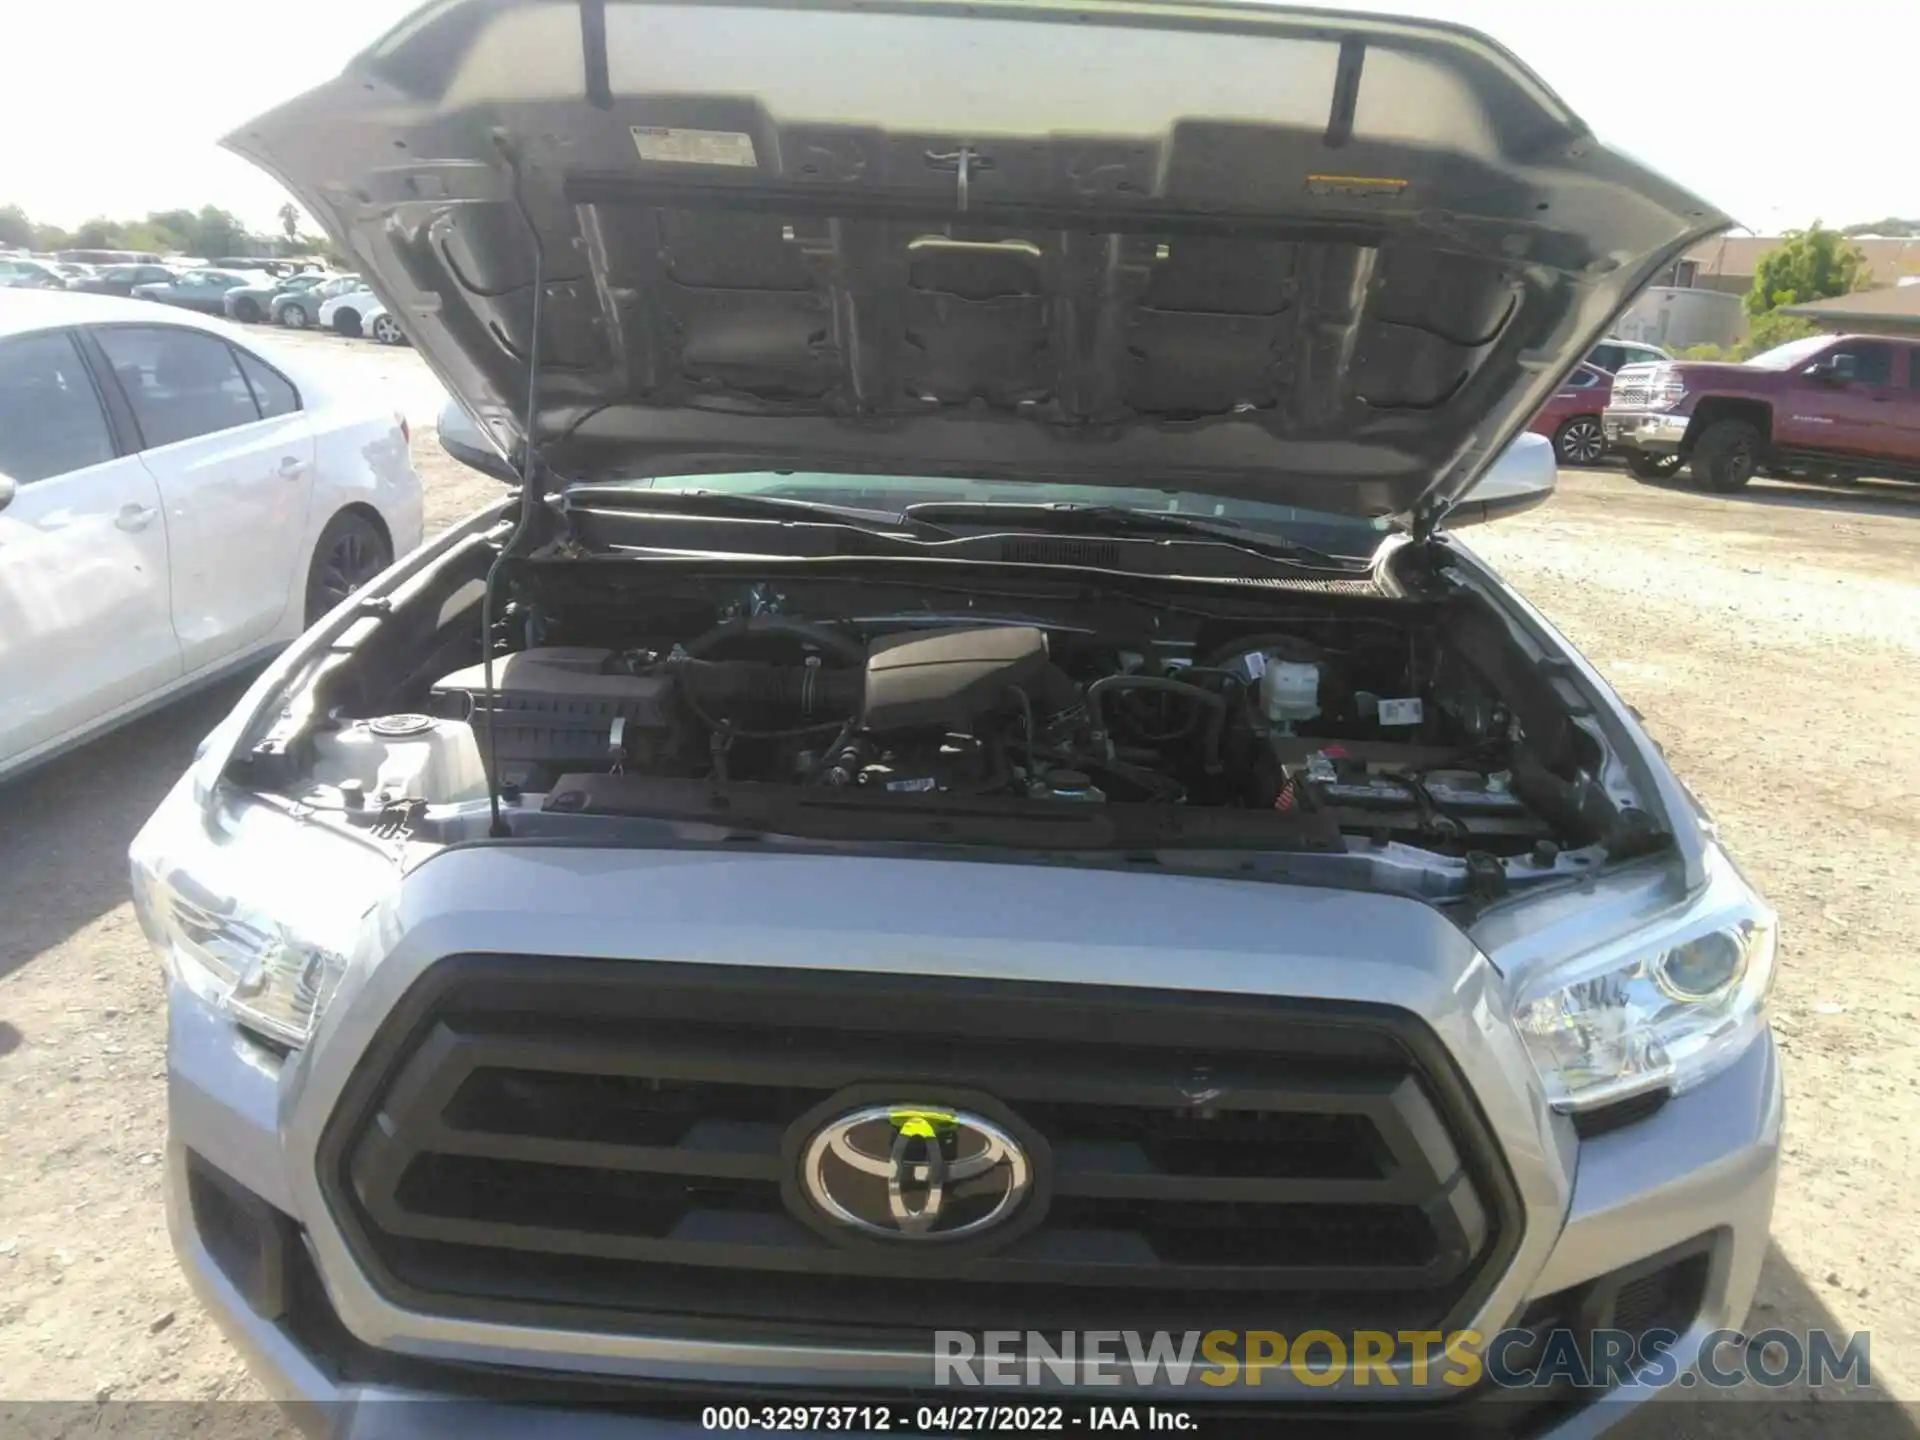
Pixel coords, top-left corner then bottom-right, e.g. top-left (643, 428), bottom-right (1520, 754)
top-left (167, 989), bottom-right (1779, 1437)
top-left (1601, 411), bottom-right (1689, 454)
top-left (160, 835), bottom-right (1782, 1440)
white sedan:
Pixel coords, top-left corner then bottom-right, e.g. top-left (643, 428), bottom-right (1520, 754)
top-left (0, 289), bottom-right (424, 783)
top-left (316, 284), bottom-right (405, 345)
top-left (359, 300), bottom-right (409, 347)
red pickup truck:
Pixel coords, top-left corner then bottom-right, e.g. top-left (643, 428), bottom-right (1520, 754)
top-left (1602, 333), bottom-right (1920, 491)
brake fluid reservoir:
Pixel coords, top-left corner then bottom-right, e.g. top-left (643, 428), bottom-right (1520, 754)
top-left (308, 714), bottom-right (489, 806)
top-left (1260, 659), bottom-right (1321, 727)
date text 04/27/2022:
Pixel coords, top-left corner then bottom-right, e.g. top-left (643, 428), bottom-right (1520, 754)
top-left (700, 1405), bottom-right (1195, 1431)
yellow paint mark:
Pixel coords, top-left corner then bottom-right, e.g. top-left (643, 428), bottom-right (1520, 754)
top-left (890, 1109), bottom-right (957, 1138)
top-left (1306, 174), bottom-right (1409, 190)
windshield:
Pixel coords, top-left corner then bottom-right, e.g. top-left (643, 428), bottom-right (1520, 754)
top-left (1744, 336), bottom-right (1834, 370)
top-left (617, 471), bottom-right (1391, 556)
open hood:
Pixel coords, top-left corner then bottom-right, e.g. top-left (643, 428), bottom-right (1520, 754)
top-left (228, 0), bottom-right (1727, 522)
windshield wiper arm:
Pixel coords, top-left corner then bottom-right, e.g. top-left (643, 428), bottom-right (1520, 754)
top-left (566, 486), bottom-right (958, 540)
top-left (900, 501), bottom-right (1365, 570)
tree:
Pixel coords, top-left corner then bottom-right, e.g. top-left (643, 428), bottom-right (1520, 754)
top-left (1740, 309), bottom-right (1824, 355)
top-left (291, 230), bottom-right (339, 264)
top-left (0, 204), bottom-right (32, 250)
top-left (1673, 310), bottom-right (1825, 364)
top-left (122, 220), bottom-right (188, 255)
top-left (1842, 217), bottom-right (1919, 238)
top-left (147, 208), bottom-right (199, 244)
top-left (1747, 223), bottom-right (1873, 316)
top-left (191, 205), bottom-right (251, 258)
top-left (72, 216), bottom-right (127, 250)
top-left (3, 195), bottom-right (311, 261)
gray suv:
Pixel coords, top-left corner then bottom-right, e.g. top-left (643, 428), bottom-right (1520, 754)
top-left (132, 0), bottom-right (1778, 1434)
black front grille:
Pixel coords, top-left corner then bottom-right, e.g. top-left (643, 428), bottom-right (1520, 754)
top-left (321, 959), bottom-right (1520, 1343)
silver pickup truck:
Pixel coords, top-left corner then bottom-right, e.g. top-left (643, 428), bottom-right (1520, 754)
top-left (132, 1), bottom-right (1777, 1434)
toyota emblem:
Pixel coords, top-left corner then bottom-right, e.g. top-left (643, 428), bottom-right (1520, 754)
top-left (799, 1104), bottom-right (1032, 1241)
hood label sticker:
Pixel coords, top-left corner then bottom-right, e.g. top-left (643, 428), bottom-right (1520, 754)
top-left (631, 126), bottom-right (759, 168)
top-left (1377, 697), bottom-right (1425, 727)
top-left (1305, 173), bottom-right (1409, 201)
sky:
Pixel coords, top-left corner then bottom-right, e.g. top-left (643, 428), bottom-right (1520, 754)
top-left (2, 0), bottom-right (1915, 238)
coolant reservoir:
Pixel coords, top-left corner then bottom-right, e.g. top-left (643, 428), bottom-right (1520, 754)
top-left (308, 714), bottom-right (489, 807)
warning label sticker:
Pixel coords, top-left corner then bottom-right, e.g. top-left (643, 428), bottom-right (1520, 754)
top-left (630, 126), bottom-right (758, 168)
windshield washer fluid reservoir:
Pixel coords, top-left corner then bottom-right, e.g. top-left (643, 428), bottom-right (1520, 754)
top-left (308, 714), bottom-right (489, 807)
top-left (1260, 659), bottom-right (1321, 727)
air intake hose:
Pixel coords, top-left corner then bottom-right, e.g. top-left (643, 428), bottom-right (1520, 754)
top-left (669, 659), bottom-right (864, 738)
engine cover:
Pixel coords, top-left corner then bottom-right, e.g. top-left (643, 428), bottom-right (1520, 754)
top-left (860, 626), bottom-right (1051, 732)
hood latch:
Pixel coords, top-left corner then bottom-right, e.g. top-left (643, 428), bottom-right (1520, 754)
top-left (925, 146), bottom-right (995, 213)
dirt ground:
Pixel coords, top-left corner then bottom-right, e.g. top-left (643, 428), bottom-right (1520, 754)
top-left (2, 338), bottom-right (1917, 1426)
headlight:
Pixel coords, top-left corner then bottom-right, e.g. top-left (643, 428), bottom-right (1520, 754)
top-left (135, 867), bottom-right (351, 1047)
top-left (1512, 847), bottom-right (1777, 1112)
top-left (131, 777), bottom-right (393, 1048)
top-left (1645, 367), bottom-right (1688, 411)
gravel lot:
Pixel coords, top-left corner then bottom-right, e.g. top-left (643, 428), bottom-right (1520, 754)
top-left (2, 332), bottom-right (1917, 1429)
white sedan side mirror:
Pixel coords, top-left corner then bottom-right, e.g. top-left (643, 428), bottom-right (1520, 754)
top-left (436, 398), bottom-right (518, 483)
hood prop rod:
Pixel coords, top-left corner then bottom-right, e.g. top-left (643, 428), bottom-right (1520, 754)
top-left (481, 133), bottom-right (549, 838)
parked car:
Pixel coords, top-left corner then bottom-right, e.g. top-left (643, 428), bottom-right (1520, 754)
top-left (129, 269), bottom-right (258, 313)
top-left (200, 257), bottom-right (299, 276)
top-left (359, 298), bottom-right (409, 346)
top-left (67, 263), bottom-right (180, 297)
top-left (224, 270), bottom-right (337, 324)
top-left (0, 257), bottom-right (71, 290)
top-left (276, 273), bottom-right (361, 329)
top-left (0, 289), bottom-right (424, 783)
top-left (1528, 361), bottom-right (1614, 465)
top-left (317, 282), bottom-right (379, 336)
top-left (1605, 334), bottom-right (1920, 489)
top-left (148, 2), bottom-right (1779, 1430)
top-left (57, 248), bottom-right (166, 266)
top-left (1586, 338), bottom-right (1670, 374)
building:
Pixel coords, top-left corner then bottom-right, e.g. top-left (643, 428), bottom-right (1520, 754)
top-left (1779, 283), bottom-right (1920, 340)
top-left (1669, 235), bottom-right (1920, 297)
top-left (1615, 285), bottom-right (1746, 350)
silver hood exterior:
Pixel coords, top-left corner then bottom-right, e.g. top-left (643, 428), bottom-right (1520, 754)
top-left (227, 0), bottom-right (1728, 521)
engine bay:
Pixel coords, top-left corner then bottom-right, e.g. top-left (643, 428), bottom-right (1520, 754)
top-left (253, 549), bottom-right (1658, 886)
top-left (427, 614), bottom-right (1553, 851)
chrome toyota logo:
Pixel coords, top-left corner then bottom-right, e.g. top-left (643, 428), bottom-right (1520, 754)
top-left (799, 1104), bottom-right (1032, 1241)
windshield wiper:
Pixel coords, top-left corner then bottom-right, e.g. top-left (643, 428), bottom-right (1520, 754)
top-left (565, 486), bottom-right (958, 541)
top-left (901, 501), bottom-right (1367, 571)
